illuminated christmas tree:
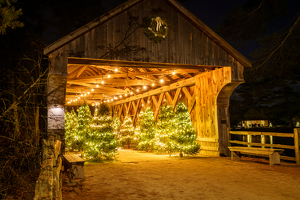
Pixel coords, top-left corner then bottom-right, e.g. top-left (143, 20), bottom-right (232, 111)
top-left (119, 116), bottom-right (135, 148)
top-left (138, 106), bottom-right (156, 151)
top-left (76, 103), bottom-right (92, 152)
top-left (112, 116), bottom-right (121, 136)
top-left (155, 104), bottom-right (176, 154)
top-left (132, 124), bottom-right (140, 150)
top-left (65, 110), bottom-right (77, 149)
top-left (87, 103), bottom-right (118, 161)
top-left (172, 101), bottom-right (200, 156)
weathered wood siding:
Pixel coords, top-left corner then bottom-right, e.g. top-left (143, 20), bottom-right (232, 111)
top-left (55, 0), bottom-right (245, 72)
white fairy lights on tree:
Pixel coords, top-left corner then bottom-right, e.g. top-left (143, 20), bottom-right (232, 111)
top-left (155, 104), bottom-right (175, 154)
top-left (138, 106), bottom-right (156, 151)
top-left (87, 103), bottom-right (118, 161)
top-left (171, 101), bottom-right (200, 157)
top-left (119, 116), bottom-right (135, 148)
top-left (65, 110), bottom-right (77, 149)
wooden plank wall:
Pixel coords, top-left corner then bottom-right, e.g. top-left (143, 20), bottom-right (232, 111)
top-left (195, 67), bottom-right (238, 157)
top-left (59, 0), bottom-right (244, 70)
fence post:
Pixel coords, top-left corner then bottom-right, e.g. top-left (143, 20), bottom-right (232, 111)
top-left (261, 135), bottom-right (265, 148)
top-left (247, 134), bottom-right (252, 147)
top-left (294, 128), bottom-right (300, 165)
top-left (270, 135), bottom-right (273, 149)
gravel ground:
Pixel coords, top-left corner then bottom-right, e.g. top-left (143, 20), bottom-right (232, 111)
top-left (62, 149), bottom-right (300, 200)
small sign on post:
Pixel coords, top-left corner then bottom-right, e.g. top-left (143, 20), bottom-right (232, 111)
top-left (48, 104), bottom-right (65, 129)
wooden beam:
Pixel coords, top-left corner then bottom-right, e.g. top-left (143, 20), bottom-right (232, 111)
top-left (111, 77), bottom-right (196, 106)
top-left (152, 96), bottom-right (158, 108)
top-left (182, 87), bottom-right (192, 101)
top-left (66, 86), bottom-right (124, 93)
top-left (118, 104), bottom-right (123, 119)
top-left (154, 93), bottom-right (164, 120)
top-left (126, 101), bottom-right (132, 115)
top-left (172, 88), bottom-right (182, 110)
top-left (133, 99), bottom-right (141, 124)
top-left (75, 66), bottom-right (88, 78)
top-left (68, 69), bottom-right (203, 80)
top-left (68, 57), bottom-right (224, 70)
top-left (68, 78), bottom-right (151, 86)
top-left (165, 92), bottom-right (173, 105)
top-left (188, 93), bottom-right (196, 113)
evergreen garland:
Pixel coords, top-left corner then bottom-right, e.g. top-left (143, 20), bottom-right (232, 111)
top-left (119, 116), bottom-right (135, 148)
top-left (87, 103), bottom-right (118, 161)
top-left (171, 101), bottom-right (200, 156)
top-left (76, 103), bottom-right (92, 152)
top-left (155, 104), bottom-right (176, 154)
top-left (64, 110), bottom-right (77, 149)
top-left (138, 106), bottom-right (156, 151)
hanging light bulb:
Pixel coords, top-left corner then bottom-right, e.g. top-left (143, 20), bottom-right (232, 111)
top-left (125, 94), bottom-right (127, 97)
top-left (84, 93), bottom-right (86, 96)
top-left (108, 100), bottom-right (110, 102)
top-left (101, 80), bottom-right (104, 84)
top-left (137, 89), bottom-right (139, 92)
top-left (115, 68), bottom-right (118, 72)
top-left (172, 70), bottom-right (175, 75)
top-left (81, 94), bottom-right (83, 96)
top-left (78, 97), bottom-right (80, 99)
top-left (71, 100), bottom-right (73, 102)
top-left (111, 99), bottom-right (113, 101)
top-left (160, 79), bottom-right (164, 83)
top-left (96, 84), bottom-right (99, 88)
top-left (143, 85), bottom-right (147, 89)
top-left (152, 83), bottom-right (155, 87)
top-left (108, 74), bottom-right (111, 78)
top-left (130, 91), bottom-right (133, 95)
top-left (119, 95), bottom-right (122, 98)
top-left (88, 92), bottom-right (90, 94)
top-left (91, 88), bottom-right (94, 91)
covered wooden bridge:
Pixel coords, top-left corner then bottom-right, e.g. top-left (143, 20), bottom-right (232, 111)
top-left (39, 0), bottom-right (251, 198)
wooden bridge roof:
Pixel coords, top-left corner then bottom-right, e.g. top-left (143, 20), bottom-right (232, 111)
top-left (44, 0), bottom-right (251, 105)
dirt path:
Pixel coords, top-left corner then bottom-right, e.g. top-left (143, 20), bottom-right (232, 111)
top-left (62, 149), bottom-right (300, 200)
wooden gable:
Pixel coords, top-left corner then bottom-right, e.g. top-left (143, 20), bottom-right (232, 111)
top-left (44, 0), bottom-right (251, 68)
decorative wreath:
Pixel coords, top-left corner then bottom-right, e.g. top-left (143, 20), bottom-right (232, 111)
top-left (143, 14), bottom-right (168, 43)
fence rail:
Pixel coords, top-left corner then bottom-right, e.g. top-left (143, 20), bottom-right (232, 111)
top-left (229, 128), bottom-right (300, 164)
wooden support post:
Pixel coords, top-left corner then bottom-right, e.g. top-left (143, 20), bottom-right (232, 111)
top-left (294, 128), bottom-right (300, 165)
top-left (270, 135), bottom-right (273, 149)
top-left (261, 135), bottom-right (265, 148)
top-left (247, 135), bottom-right (252, 147)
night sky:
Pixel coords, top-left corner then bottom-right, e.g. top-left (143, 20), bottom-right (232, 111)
top-left (180, 0), bottom-right (300, 59)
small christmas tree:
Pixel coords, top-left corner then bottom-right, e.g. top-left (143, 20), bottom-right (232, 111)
top-left (132, 124), bottom-right (141, 150)
top-left (76, 103), bottom-right (92, 152)
top-left (112, 116), bottom-right (121, 136)
top-left (138, 106), bottom-right (156, 151)
top-left (119, 116), bottom-right (135, 148)
top-left (172, 101), bottom-right (200, 156)
top-left (87, 103), bottom-right (118, 161)
top-left (155, 104), bottom-right (176, 154)
top-left (65, 110), bottom-right (77, 149)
